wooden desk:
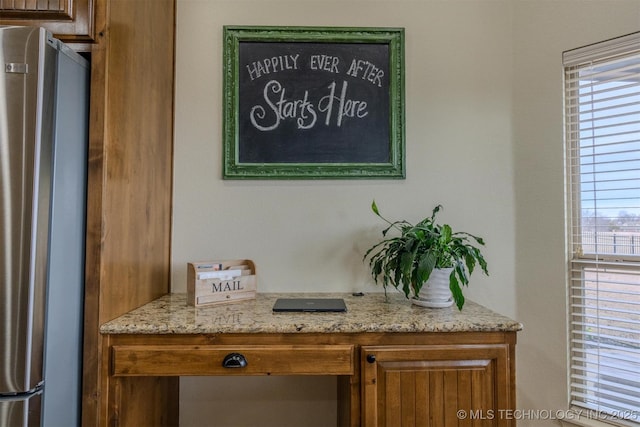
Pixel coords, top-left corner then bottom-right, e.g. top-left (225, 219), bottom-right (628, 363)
top-left (99, 293), bottom-right (521, 426)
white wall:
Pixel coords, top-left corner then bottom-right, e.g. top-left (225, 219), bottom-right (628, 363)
top-left (512, 1), bottom-right (640, 425)
top-left (172, 1), bottom-right (640, 426)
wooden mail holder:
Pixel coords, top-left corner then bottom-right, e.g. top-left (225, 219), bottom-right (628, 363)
top-left (187, 259), bottom-right (256, 307)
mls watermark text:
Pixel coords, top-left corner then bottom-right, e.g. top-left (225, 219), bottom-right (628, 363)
top-left (456, 409), bottom-right (640, 421)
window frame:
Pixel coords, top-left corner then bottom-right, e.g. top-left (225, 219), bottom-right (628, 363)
top-left (563, 31), bottom-right (640, 427)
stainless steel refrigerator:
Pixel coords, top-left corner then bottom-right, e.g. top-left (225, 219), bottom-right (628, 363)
top-left (0, 26), bottom-right (89, 427)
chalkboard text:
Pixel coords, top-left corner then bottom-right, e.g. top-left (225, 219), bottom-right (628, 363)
top-left (310, 54), bottom-right (340, 73)
top-left (245, 52), bottom-right (385, 131)
top-left (249, 79), bottom-right (369, 131)
top-left (245, 53), bottom-right (385, 87)
top-left (246, 54), bottom-right (300, 80)
top-left (345, 59), bottom-right (384, 87)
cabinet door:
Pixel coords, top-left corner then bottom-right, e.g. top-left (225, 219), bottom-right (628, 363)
top-left (0, 0), bottom-right (94, 43)
top-left (361, 345), bottom-right (513, 427)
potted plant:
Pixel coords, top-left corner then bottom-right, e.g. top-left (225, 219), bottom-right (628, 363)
top-left (363, 201), bottom-right (488, 310)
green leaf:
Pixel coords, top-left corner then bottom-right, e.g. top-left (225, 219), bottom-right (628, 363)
top-left (431, 204), bottom-right (442, 220)
top-left (441, 224), bottom-right (452, 244)
top-left (400, 250), bottom-right (415, 277)
top-left (416, 252), bottom-right (437, 283)
top-left (371, 200), bottom-right (380, 215)
top-left (465, 253), bottom-right (476, 275)
top-left (455, 261), bottom-right (469, 286)
top-left (450, 272), bottom-right (465, 310)
top-left (474, 248), bottom-right (489, 274)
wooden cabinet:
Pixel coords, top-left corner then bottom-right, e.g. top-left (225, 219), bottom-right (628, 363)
top-left (99, 295), bottom-right (521, 426)
top-left (81, 0), bottom-right (176, 425)
top-left (3, 0), bottom-right (177, 425)
top-left (361, 345), bottom-right (513, 427)
top-left (99, 330), bottom-right (518, 427)
top-left (0, 0), bottom-right (96, 45)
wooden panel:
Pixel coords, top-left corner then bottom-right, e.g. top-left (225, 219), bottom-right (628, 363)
top-left (430, 370), bottom-right (444, 425)
top-left (401, 371), bottom-right (417, 426)
top-left (103, 330), bottom-right (518, 347)
top-left (110, 376), bottom-right (179, 427)
top-left (444, 370), bottom-right (459, 427)
top-left (112, 345), bottom-right (354, 376)
top-left (82, 0), bottom-right (176, 425)
top-left (457, 370), bottom-right (472, 427)
top-left (415, 371), bottom-right (429, 426)
top-left (380, 363), bottom-right (492, 427)
top-left (0, 0), bottom-right (95, 44)
top-left (0, 0), bottom-right (63, 12)
top-left (337, 374), bottom-right (357, 427)
top-left (98, 0), bottom-right (175, 324)
top-left (362, 345), bottom-right (512, 427)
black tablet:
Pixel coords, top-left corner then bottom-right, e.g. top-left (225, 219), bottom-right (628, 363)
top-left (272, 298), bottom-right (347, 312)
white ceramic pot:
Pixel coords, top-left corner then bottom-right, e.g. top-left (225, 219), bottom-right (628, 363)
top-left (412, 267), bottom-right (454, 308)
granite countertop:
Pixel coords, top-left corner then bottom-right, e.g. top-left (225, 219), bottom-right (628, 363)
top-left (100, 292), bottom-right (522, 335)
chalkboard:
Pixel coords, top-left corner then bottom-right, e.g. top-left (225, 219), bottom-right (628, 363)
top-left (223, 26), bottom-right (405, 179)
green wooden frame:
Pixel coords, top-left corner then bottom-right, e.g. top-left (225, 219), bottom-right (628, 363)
top-left (222, 26), bottom-right (405, 179)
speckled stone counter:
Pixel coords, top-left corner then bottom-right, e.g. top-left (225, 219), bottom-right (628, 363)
top-left (99, 293), bottom-right (522, 427)
top-left (100, 292), bottom-right (522, 335)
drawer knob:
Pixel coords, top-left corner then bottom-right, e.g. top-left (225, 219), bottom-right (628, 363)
top-left (366, 354), bottom-right (376, 364)
top-left (222, 352), bottom-right (248, 368)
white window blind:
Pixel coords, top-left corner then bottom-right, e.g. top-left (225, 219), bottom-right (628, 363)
top-left (564, 32), bottom-right (640, 425)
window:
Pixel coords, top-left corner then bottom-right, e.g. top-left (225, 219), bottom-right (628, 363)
top-left (564, 32), bottom-right (640, 425)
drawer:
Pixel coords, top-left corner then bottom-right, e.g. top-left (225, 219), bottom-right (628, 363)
top-left (111, 344), bottom-right (354, 376)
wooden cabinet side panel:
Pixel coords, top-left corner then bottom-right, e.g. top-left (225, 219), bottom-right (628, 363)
top-left (110, 376), bottom-right (179, 427)
top-left (101, 336), bottom-right (180, 427)
top-left (81, 1), bottom-right (108, 423)
top-left (99, 0), bottom-right (175, 323)
top-left (82, 0), bottom-right (176, 425)
top-left (102, 337), bottom-right (178, 427)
